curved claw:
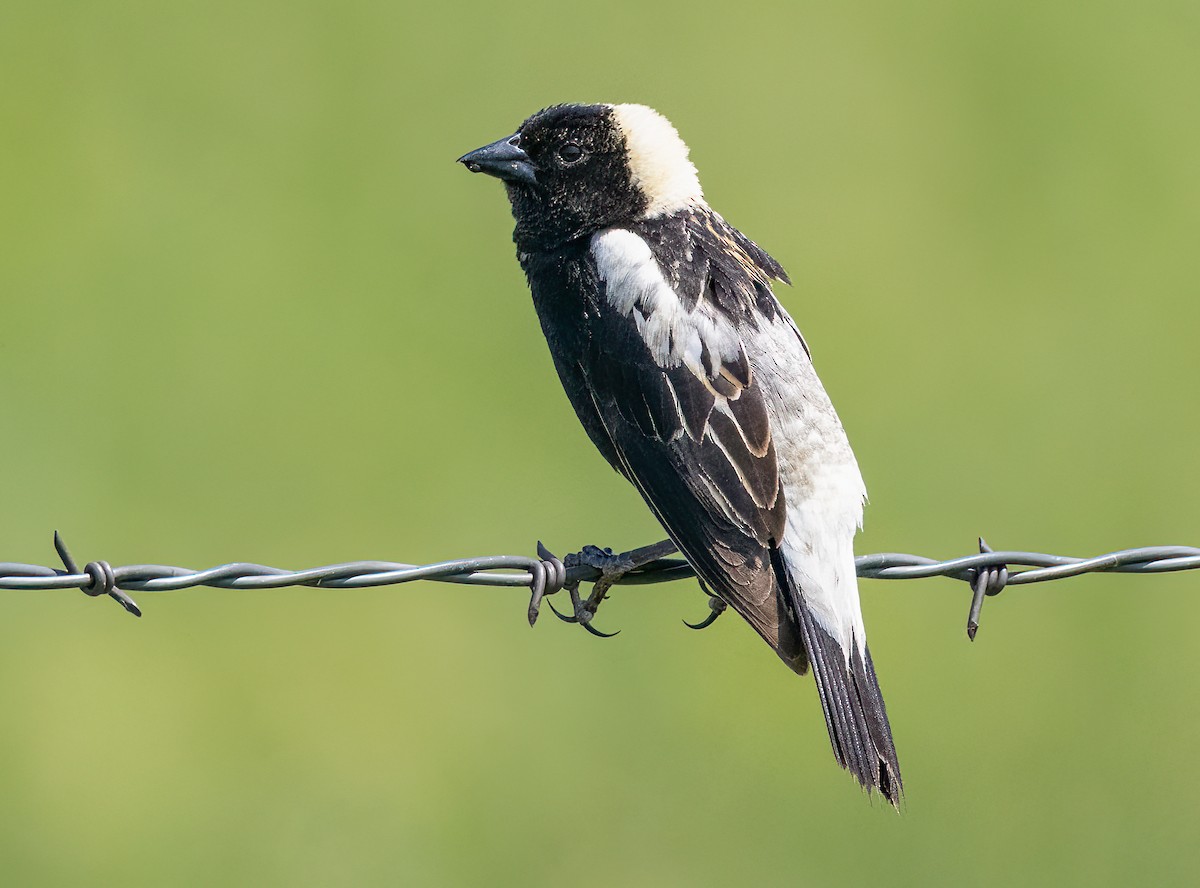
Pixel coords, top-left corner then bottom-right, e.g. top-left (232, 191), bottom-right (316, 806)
top-left (683, 610), bottom-right (721, 631)
top-left (549, 597), bottom-right (619, 638)
top-left (547, 593), bottom-right (619, 636)
top-left (545, 576), bottom-right (622, 638)
top-left (547, 599), bottom-right (579, 623)
top-left (580, 620), bottom-right (620, 639)
top-left (683, 594), bottom-right (727, 630)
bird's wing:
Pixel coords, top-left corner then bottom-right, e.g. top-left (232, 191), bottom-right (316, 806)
top-left (582, 214), bottom-right (807, 668)
top-left (580, 211), bottom-right (901, 804)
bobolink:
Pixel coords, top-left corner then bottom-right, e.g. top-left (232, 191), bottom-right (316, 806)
top-left (461, 103), bottom-right (900, 805)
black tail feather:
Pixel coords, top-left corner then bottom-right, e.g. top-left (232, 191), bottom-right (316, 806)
top-left (796, 603), bottom-right (903, 807)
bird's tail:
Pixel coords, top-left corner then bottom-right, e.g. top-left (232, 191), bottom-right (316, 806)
top-left (796, 602), bottom-right (903, 807)
top-left (769, 544), bottom-right (902, 806)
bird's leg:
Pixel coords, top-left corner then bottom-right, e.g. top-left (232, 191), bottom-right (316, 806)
top-left (547, 546), bottom-right (634, 638)
top-left (546, 579), bottom-right (620, 638)
top-left (577, 544), bottom-right (635, 613)
top-left (683, 577), bottom-right (728, 630)
top-left (547, 541), bottom-right (682, 638)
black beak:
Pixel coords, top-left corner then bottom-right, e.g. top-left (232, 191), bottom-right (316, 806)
top-left (458, 134), bottom-right (537, 186)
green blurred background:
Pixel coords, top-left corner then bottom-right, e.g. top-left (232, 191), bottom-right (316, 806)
top-left (2, 1), bottom-right (1198, 884)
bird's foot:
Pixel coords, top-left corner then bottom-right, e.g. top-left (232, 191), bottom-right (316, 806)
top-left (545, 546), bottom-right (635, 638)
top-left (683, 579), bottom-right (727, 630)
top-left (547, 580), bottom-right (622, 638)
top-left (565, 545), bottom-right (637, 593)
top-left (536, 540), bottom-right (686, 638)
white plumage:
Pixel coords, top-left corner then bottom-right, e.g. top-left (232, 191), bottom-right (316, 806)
top-left (591, 224), bottom-right (869, 660)
top-left (610, 104), bottom-right (704, 218)
top-left (460, 99), bottom-right (901, 803)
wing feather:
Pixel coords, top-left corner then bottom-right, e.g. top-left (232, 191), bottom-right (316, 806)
top-left (587, 219), bottom-right (799, 665)
top-left (525, 205), bottom-right (898, 803)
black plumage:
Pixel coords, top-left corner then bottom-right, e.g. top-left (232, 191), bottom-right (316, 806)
top-left (460, 103), bottom-right (901, 806)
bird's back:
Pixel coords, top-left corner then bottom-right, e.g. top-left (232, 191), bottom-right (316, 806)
top-left (523, 209), bottom-right (901, 804)
top-left (464, 100), bottom-right (901, 805)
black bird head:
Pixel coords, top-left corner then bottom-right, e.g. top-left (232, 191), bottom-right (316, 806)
top-left (459, 103), bottom-right (704, 251)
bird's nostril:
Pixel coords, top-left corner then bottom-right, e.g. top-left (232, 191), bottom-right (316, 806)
top-left (507, 135), bottom-right (520, 147)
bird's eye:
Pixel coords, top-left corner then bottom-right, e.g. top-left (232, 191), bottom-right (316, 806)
top-left (558, 143), bottom-right (584, 164)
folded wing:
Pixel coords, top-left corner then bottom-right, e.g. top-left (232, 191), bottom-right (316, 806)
top-left (583, 215), bottom-right (807, 669)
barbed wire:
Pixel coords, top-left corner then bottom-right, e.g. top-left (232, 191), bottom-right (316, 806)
top-left (2, 533), bottom-right (1197, 639)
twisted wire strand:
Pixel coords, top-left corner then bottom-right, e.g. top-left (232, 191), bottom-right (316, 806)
top-left (5, 534), bottom-right (1197, 638)
top-left (3, 538), bottom-right (1197, 596)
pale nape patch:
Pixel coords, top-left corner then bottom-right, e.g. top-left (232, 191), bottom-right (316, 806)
top-left (610, 104), bottom-right (704, 218)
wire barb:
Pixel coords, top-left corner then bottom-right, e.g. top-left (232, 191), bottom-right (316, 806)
top-left (53, 531), bottom-right (142, 617)
top-left (3, 535), bottom-right (1198, 638)
top-left (967, 538), bottom-right (1008, 640)
top-left (526, 541), bottom-right (566, 627)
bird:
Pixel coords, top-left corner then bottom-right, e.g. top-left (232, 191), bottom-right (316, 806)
top-left (459, 103), bottom-right (901, 806)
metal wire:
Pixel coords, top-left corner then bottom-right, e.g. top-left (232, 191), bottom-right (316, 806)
top-left (2, 532), bottom-right (1197, 636)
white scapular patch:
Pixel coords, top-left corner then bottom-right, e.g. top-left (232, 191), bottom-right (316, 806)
top-left (593, 225), bottom-right (871, 659)
top-left (590, 228), bottom-right (742, 382)
top-left (610, 104), bottom-right (705, 218)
